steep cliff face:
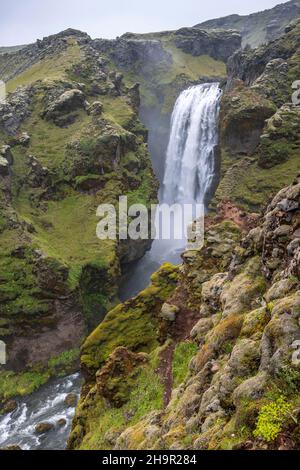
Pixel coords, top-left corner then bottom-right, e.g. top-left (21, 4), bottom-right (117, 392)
top-left (68, 18), bottom-right (300, 451)
top-left (69, 176), bottom-right (300, 450)
top-left (215, 19), bottom-right (300, 211)
top-left (94, 28), bottom-right (241, 181)
top-left (195, 0), bottom-right (300, 48)
top-left (0, 24), bottom-right (242, 416)
top-left (0, 29), bottom-right (158, 408)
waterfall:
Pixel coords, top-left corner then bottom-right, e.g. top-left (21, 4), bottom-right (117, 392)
top-left (162, 83), bottom-right (222, 206)
top-left (120, 83), bottom-right (222, 301)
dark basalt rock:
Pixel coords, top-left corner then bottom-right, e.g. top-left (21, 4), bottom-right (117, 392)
top-left (174, 28), bottom-right (241, 62)
top-left (0, 86), bottom-right (32, 135)
top-left (93, 37), bottom-right (172, 71)
top-left (43, 88), bottom-right (87, 125)
top-left (35, 422), bottom-right (55, 434)
top-left (64, 393), bottom-right (78, 408)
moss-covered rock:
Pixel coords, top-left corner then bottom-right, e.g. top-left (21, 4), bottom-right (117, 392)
top-left (80, 263), bottom-right (179, 377)
top-left (71, 176), bottom-right (300, 450)
top-left (220, 83), bottom-right (276, 156)
top-left (0, 29), bottom-right (158, 399)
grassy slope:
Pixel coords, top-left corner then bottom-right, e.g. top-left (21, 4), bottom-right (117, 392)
top-left (216, 22), bottom-right (300, 211)
top-left (0, 38), bottom-right (158, 404)
top-left (118, 36), bottom-right (226, 114)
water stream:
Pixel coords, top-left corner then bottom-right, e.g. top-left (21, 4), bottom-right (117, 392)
top-left (0, 83), bottom-right (222, 450)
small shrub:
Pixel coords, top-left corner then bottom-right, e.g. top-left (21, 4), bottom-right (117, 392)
top-left (254, 396), bottom-right (293, 442)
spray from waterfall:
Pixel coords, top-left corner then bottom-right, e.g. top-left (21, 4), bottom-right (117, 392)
top-left (162, 83), bottom-right (222, 206)
top-left (120, 83), bottom-right (222, 301)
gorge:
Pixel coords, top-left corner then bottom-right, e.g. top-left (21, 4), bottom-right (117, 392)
top-left (0, 0), bottom-right (300, 452)
top-left (0, 79), bottom-right (223, 450)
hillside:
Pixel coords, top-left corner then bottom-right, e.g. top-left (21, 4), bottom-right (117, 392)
top-left (0, 28), bottom-right (158, 404)
top-left (68, 19), bottom-right (300, 451)
top-left (0, 27), bottom-right (240, 411)
top-left (0, 6), bottom-right (300, 453)
top-left (195, 0), bottom-right (300, 47)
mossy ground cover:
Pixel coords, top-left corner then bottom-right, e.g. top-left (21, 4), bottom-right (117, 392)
top-left (172, 341), bottom-right (198, 388)
top-left (216, 151), bottom-right (300, 211)
top-left (0, 249), bottom-right (50, 323)
top-left (75, 350), bottom-right (164, 450)
top-left (101, 95), bottom-right (136, 129)
top-left (6, 42), bottom-right (82, 93)
top-left (81, 263), bottom-right (179, 374)
top-left (0, 348), bottom-right (79, 409)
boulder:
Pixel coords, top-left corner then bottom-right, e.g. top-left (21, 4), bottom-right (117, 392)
top-left (265, 278), bottom-right (298, 303)
top-left (0, 156), bottom-right (9, 176)
top-left (3, 400), bottom-right (18, 414)
top-left (87, 101), bottom-right (103, 116)
top-left (17, 132), bottom-right (30, 146)
top-left (43, 89), bottom-right (86, 124)
top-left (0, 145), bottom-right (13, 165)
top-left (64, 393), bottom-right (78, 408)
top-left (35, 422), bottom-right (54, 434)
top-left (160, 303), bottom-right (179, 322)
top-left (228, 339), bottom-right (260, 377)
top-left (57, 418), bottom-right (67, 427)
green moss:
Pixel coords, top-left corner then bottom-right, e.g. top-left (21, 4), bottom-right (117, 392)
top-left (241, 307), bottom-right (270, 338)
top-left (72, 350), bottom-right (164, 450)
top-left (0, 370), bottom-right (51, 402)
top-left (47, 348), bottom-right (80, 370)
top-left (172, 341), bottom-right (198, 388)
top-left (101, 95), bottom-right (136, 128)
top-left (6, 43), bottom-right (82, 93)
top-left (81, 263), bottom-right (179, 375)
top-left (0, 249), bottom-right (50, 322)
top-left (254, 396), bottom-right (293, 442)
top-left (216, 151), bottom-right (300, 211)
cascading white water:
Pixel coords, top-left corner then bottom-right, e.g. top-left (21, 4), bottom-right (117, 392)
top-left (120, 83), bottom-right (223, 301)
top-left (162, 83), bottom-right (222, 206)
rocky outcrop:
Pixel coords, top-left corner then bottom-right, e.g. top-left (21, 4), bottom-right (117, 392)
top-left (70, 176), bottom-right (300, 451)
top-left (0, 145), bottom-right (13, 176)
top-left (174, 28), bottom-right (241, 62)
top-left (94, 36), bottom-right (172, 71)
top-left (0, 29), bottom-right (90, 83)
top-left (226, 19), bottom-right (300, 91)
top-left (214, 19), bottom-right (300, 212)
top-left (42, 88), bottom-right (87, 126)
top-left (220, 83), bottom-right (276, 155)
top-left (0, 86), bottom-right (32, 135)
top-left (0, 28), bottom-right (157, 407)
top-left (258, 104), bottom-right (300, 169)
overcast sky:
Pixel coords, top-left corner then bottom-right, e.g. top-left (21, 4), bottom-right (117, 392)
top-left (0, 0), bottom-right (286, 46)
